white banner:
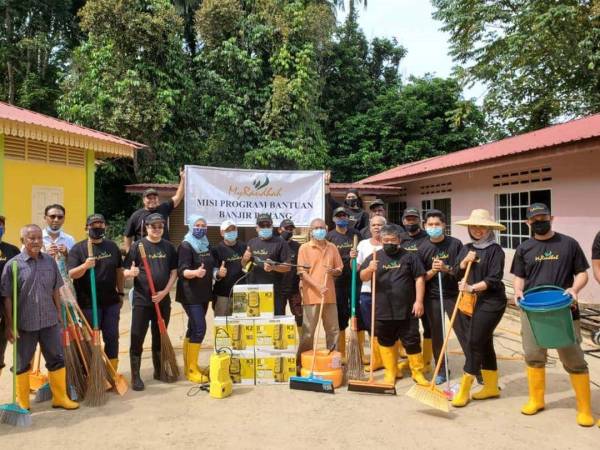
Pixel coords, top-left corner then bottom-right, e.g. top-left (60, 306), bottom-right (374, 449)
top-left (184, 166), bottom-right (325, 227)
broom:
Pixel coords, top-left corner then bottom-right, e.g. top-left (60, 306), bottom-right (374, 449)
top-left (138, 242), bottom-right (179, 383)
top-left (348, 250), bottom-right (396, 395)
top-left (346, 234), bottom-right (364, 381)
top-left (61, 304), bottom-right (85, 401)
top-left (406, 261), bottom-right (473, 412)
top-left (0, 261), bottom-right (32, 427)
top-left (84, 239), bottom-right (108, 406)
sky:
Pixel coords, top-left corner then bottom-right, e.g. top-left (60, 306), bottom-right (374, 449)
top-left (340, 0), bottom-right (485, 102)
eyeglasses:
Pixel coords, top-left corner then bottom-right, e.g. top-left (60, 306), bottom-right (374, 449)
top-left (47, 215), bottom-right (64, 220)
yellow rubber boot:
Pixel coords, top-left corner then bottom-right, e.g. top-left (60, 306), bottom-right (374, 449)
top-left (393, 341), bottom-right (403, 379)
top-left (338, 329), bottom-right (346, 362)
top-left (16, 372), bottom-right (31, 410)
top-left (109, 359), bottom-right (119, 372)
top-left (407, 353), bottom-right (429, 386)
top-left (397, 340), bottom-right (407, 358)
top-left (183, 337), bottom-right (189, 370)
top-left (49, 368), bottom-right (79, 410)
top-left (521, 367), bottom-right (545, 415)
top-left (422, 338), bottom-right (433, 374)
top-left (365, 337), bottom-right (383, 371)
top-left (451, 373), bottom-right (474, 408)
top-left (379, 344), bottom-right (398, 385)
top-left (186, 342), bottom-right (209, 384)
top-left (358, 331), bottom-right (369, 365)
top-left (472, 369), bottom-right (501, 400)
top-left (569, 373), bottom-right (595, 427)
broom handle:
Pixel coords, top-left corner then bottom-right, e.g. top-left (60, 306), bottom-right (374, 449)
top-left (65, 306), bottom-right (89, 373)
top-left (350, 235), bottom-right (358, 330)
top-left (369, 249), bottom-right (377, 383)
top-left (32, 346), bottom-right (41, 373)
top-left (87, 240), bottom-right (99, 330)
top-left (309, 268), bottom-right (329, 376)
top-left (12, 260), bottom-right (18, 404)
top-left (138, 243), bottom-right (167, 334)
top-left (428, 260), bottom-right (473, 388)
top-left (438, 271), bottom-right (450, 391)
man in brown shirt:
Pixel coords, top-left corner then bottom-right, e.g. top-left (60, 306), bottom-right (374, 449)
top-left (297, 218), bottom-right (344, 363)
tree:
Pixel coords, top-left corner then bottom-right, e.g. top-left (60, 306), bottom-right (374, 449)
top-left (432, 0), bottom-right (600, 137)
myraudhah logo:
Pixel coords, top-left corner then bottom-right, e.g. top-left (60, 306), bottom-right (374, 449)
top-left (229, 174), bottom-right (282, 200)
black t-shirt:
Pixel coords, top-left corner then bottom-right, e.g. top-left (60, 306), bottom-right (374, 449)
top-left (455, 243), bottom-right (506, 312)
top-left (327, 228), bottom-right (361, 278)
top-left (67, 239), bottom-right (122, 309)
top-left (418, 236), bottom-right (463, 301)
top-left (348, 209), bottom-right (369, 231)
top-left (511, 233), bottom-right (589, 320)
top-left (212, 240), bottom-right (247, 297)
top-left (246, 236), bottom-right (291, 291)
top-left (0, 242), bottom-right (20, 279)
top-left (125, 238), bottom-right (178, 307)
top-left (281, 239), bottom-right (301, 295)
top-left (176, 241), bottom-right (215, 305)
top-left (400, 229), bottom-right (429, 252)
top-left (124, 200), bottom-right (175, 242)
top-left (592, 231), bottom-right (600, 260)
top-left (363, 249), bottom-right (426, 321)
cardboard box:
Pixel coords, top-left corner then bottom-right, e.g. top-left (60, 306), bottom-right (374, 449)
top-left (213, 317), bottom-right (256, 351)
top-left (255, 351), bottom-right (297, 385)
top-left (229, 350), bottom-right (256, 385)
top-left (255, 317), bottom-right (298, 351)
top-left (232, 284), bottom-right (274, 318)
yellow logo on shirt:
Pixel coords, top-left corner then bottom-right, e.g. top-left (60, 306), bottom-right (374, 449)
top-left (535, 250), bottom-right (559, 262)
top-left (404, 244), bottom-right (418, 252)
top-left (432, 252), bottom-right (449, 261)
top-left (95, 251), bottom-right (112, 261)
top-left (336, 242), bottom-right (353, 250)
top-left (253, 249), bottom-right (269, 256)
top-left (226, 254), bottom-right (242, 262)
top-left (383, 262), bottom-right (402, 270)
top-left (148, 251), bottom-right (167, 260)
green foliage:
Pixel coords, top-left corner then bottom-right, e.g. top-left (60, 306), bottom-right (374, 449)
top-left (433, 0), bottom-right (600, 137)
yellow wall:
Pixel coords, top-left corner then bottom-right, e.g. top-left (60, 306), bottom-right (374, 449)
top-left (3, 159), bottom-right (87, 245)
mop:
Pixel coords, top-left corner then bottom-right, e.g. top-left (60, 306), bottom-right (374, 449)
top-left (0, 261), bottom-right (32, 427)
top-left (406, 261), bottom-right (473, 411)
top-left (347, 250), bottom-right (396, 395)
top-left (289, 272), bottom-right (334, 393)
top-left (346, 234), bottom-right (364, 381)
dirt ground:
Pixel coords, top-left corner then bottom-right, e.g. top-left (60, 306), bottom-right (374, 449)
top-left (1, 300), bottom-right (599, 449)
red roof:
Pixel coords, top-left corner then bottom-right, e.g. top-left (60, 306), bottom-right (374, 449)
top-left (0, 101), bottom-right (145, 148)
top-left (361, 113), bottom-right (600, 184)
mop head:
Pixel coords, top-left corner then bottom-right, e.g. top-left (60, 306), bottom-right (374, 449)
top-left (0, 403), bottom-right (32, 427)
top-left (33, 382), bottom-right (52, 403)
top-left (289, 374), bottom-right (334, 394)
top-left (406, 383), bottom-right (449, 412)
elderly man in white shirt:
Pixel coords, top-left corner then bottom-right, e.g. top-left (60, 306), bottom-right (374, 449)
top-left (42, 204), bottom-right (75, 257)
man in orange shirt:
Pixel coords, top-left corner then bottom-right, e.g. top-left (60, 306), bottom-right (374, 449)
top-left (297, 218), bottom-right (344, 363)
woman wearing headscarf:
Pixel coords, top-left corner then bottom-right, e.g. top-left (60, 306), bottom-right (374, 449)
top-left (451, 209), bottom-right (507, 407)
top-left (176, 215), bottom-right (218, 383)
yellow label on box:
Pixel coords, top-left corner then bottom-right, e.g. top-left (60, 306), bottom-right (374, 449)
top-left (255, 317), bottom-right (297, 351)
top-left (230, 351), bottom-right (255, 385)
top-left (213, 318), bottom-right (255, 351)
top-left (255, 352), bottom-right (297, 384)
top-left (232, 284), bottom-right (274, 318)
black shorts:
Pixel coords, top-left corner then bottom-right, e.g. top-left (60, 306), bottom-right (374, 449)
top-left (375, 318), bottom-right (421, 354)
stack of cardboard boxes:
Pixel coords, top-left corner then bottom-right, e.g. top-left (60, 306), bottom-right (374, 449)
top-left (213, 284), bottom-right (298, 385)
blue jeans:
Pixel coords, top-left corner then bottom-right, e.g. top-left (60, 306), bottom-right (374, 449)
top-left (359, 292), bottom-right (372, 334)
top-left (83, 302), bottom-right (121, 359)
top-left (183, 304), bottom-right (207, 344)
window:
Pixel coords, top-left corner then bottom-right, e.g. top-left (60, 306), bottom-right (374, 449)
top-left (388, 201), bottom-right (407, 225)
top-left (495, 189), bottom-right (551, 249)
top-left (421, 198), bottom-right (452, 234)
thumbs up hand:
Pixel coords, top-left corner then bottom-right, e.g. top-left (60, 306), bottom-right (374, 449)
top-left (128, 261), bottom-right (140, 278)
top-left (218, 261), bottom-right (227, 278)
top-left (196, 263), bottom-right (206, 278)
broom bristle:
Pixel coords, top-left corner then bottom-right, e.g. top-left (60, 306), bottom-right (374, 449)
top-left (0, 404), bottom-right (32, 427)
top-left (33, 383), bottom-right (52, 403)
top-left (65, 343), bottom-right (86, 400)
top-left (160, 335), bottom-right (179, 383)
top-left (346, 330), bottom-right (366, 381)
top-left (406, 384), bottom-right (449, 412)
top-left (85, 344), bottom-right (108, 407)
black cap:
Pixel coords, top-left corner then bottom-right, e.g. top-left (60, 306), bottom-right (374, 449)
top-left (279, 219), bottom-right (295, 229)
top-left (369, 199), bottom-right (385, 210)
top-left (143, 188), bottom-right (159, 198)
top-left (145, 213), bottom-right (165, 225)
top-left (86, 214), bottom-right (106, 226)
top-left (526, 203), bottom-right (550, 219)
top-left (402, 207), bottom-right (420, 219)
top-left (256, 213), bottom-right (273, 225)
top-left (333, 206), bottom-right (348, 217)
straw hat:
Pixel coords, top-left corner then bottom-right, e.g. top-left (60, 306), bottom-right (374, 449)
top-left (455, 209), bottom-right (506, 231)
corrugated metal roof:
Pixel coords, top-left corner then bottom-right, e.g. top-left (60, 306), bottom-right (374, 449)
top-left (0, 101), bottom-right (144, 149)
top-left (361, 113), bottom-right (600, 184)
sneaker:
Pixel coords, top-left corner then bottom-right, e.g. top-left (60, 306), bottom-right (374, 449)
top-left (435, 373), bottom-right (447, 385)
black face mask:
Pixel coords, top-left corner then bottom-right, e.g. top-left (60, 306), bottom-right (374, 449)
top-left (531, 220), bottom-right (551, 235)
top-left (345, 198), bottom-right (358, 208)
top-left (405, 223), bottom-right (420, 233)
top-left (383, 243), bottom-right (400, 256)
top-left (88, 228), bottom-right (105, 240)
top-left (280, 230), bottom-right (293, 241)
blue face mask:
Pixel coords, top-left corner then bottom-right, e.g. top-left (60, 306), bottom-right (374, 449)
top-left (335, 219), bottom-right (349, 228)
top-left (426, 226), bottom-right (444, 238)
top-left (312, 229), bottom-right (327, 241)
top-left (192, 227), bottom-right (207, 239)
top-left (258, 228), bottom-right (273, 239)
top-left (224, 230), bottom-right (238, 242)
top-left (46, 226), bottom-right (62, 234)
top-left (0, 226), bottom-right (4, 239)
